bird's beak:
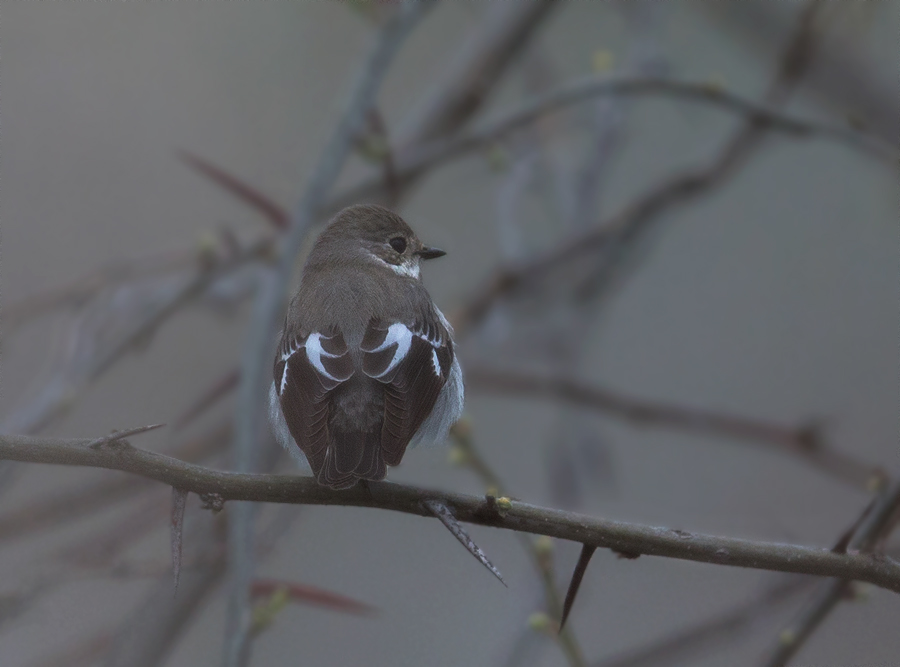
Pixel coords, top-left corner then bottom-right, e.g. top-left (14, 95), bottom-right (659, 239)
top-left (417, 246), bottom-right (446, 260)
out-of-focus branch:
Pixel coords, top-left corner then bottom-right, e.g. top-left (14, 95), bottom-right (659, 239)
top-left (3, 436), bottom-right (899, 594)
top-left (32, 633), bottom-right (113, 667)
top-left (397, 0), bottom-right (560, 146)
top-left (591, 576), bottom-right (813, 667)
top-left (15, 65), bottom-right (876, 341)
top-left (12, 67), bottom-right (879, 379)
top-left (103, 516), bottom-right (228, 667)
top-left (451, 2), bottom-right (828, 339)
top-left (410, 74), bottom-right (892, 168)
top-left (0, 238), bottom-right (271, 437)
top-left (331, 72), bottom-right (892, 219)
top-left (3, 248), bottom-right (202, 331)
top-left (762, 479), bottom-right (900, 667)
top-left (178, 151), bottom-right (290, 231)
top-left (704, 2), bottom-right (898, 144)
top-left (465, 368), bottom-right (882, 489)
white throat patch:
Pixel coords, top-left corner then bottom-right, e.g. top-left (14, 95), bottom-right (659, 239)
top-left (371, 253), bottom-right (420, 279)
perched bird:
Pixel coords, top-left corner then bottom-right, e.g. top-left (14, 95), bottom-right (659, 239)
top-left (269, 204), bottom-right (464, 489)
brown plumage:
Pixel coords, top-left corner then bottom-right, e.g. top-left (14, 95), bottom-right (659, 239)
top-left (270, 205), bottom-right (464, 489)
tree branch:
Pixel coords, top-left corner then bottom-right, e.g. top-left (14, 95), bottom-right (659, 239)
top-left (761, 478), bottom-right (900, 666)
top-left (2, 434), bottom-right (898, 595)
top-left (465, 368), bottom-right (882, 489)
top-left (592, 576), bottom-right (813, 667)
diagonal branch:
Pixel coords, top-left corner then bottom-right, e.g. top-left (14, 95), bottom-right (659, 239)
top-left (1, 434), bottom-right (898, 595)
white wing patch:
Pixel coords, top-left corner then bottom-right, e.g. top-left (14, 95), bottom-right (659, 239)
top-left (277, 340), bottom-right (302, 396)
top-left (430, 349), bottom-right (441, 377)
top-left (362, 321), bottom-right (448, 380)
top-left (277, 332), bottom-right (350, 395)
top-left (305, 332), bottom-right (344, 383)
top-left (365, 322), bottom-right (413, 379)
top-left (281, 341), bottom-right (302, 363)
top-left (280, 360), bottom-right (290, 395)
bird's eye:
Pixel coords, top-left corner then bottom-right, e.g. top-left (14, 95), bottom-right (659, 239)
top-left (389, 237), bottom-right (407, 253)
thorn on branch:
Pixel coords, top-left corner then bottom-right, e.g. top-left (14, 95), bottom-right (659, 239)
top-left (422, 499), bottom-right (507, 587)
top-left (560, 544), bottom-right (596, 630)
top-left (87, 423), bottom-right (166, 450)
top-left (171, 487), bottom-right (188, 596)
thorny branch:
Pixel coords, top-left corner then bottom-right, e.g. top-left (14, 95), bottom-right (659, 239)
top-left (1, 435), bottom-right (898, 595)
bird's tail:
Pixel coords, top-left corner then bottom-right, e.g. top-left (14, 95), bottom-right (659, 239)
top-left (318, 428), bottom-right (387, 489)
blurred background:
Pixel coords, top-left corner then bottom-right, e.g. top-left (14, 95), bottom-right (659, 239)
top-left (1, 2), bottom-right (897, 666)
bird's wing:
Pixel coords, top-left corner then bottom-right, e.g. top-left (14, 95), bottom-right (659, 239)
top-left (273, 325), bottom-right (354, 477)
top-left (360, 313), bottom-right (454, 466)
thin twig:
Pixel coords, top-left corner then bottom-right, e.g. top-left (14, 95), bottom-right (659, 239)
top-left (87, 423), bottom-right (166, 449)
top-left (178, 151), bottom-right (289, 231)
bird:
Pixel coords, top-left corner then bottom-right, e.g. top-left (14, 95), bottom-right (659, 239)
top-left (269, 204), bottom-right (464, 489)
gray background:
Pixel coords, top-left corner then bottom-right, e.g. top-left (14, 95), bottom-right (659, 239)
top-left (1, 2), bottom-right (897, 666)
